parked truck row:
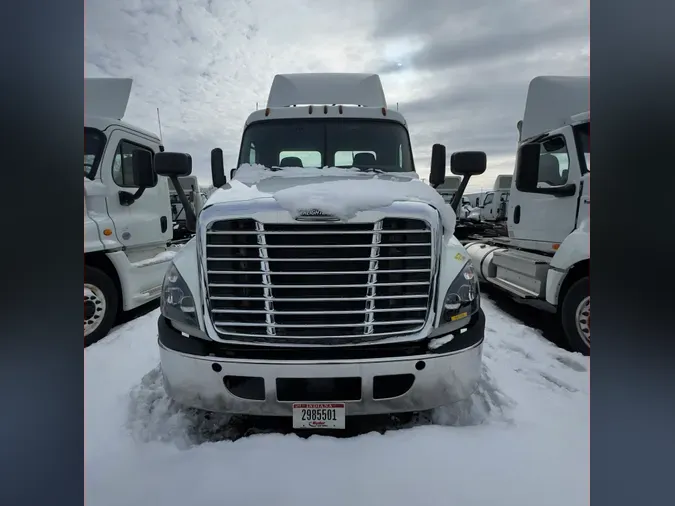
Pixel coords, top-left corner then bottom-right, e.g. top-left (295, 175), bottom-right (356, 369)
top-left (85, 72), bottom-right (589, 431)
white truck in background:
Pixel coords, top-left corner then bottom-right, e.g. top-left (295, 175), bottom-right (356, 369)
top-left (169, 175), bottom-right (205, 242)
top-left (480, 174), bottom-right (512, 222)
top-left (464, 191), bottom-right (486, 209)
top-left (84, 77), bottom-right (180, 345)
top-left (436, 176), bottom-right (475, 218)
top-left (436, 176), bottom-right (462, 205)
top-left (465, 76), bottom-right (590, 354)
top-left (138, 72), bottom-right (490, 429)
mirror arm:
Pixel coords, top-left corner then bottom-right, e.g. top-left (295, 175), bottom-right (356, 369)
top-left (118, 187), bottom-right (146, 206)
top-left (170, 176), bottom-right (197, 232)
top-left (449, 176), bottom-right (471, 213)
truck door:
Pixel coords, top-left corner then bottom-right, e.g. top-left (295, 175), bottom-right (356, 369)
top-left (576, 171), bottom-right (590, 227)
top-left (482, 192), bottom-right (494, 220)
top-left (508, 127), bottom-right (581, 245)
top-left (99, 127), bottom-right (173, 250)
top-left (574, 122), bottom-right (590, 228)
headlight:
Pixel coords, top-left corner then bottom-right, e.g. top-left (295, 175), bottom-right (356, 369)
top-left (442, 261), bottom-right (480, 323)
top-left (161, 263), bottom-right (198, 328)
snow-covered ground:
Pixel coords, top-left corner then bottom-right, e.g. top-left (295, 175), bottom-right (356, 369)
top-left (85, 296), bottom-right (589, 506)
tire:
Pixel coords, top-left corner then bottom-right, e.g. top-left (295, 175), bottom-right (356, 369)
top-left (84, 265), bottom-right (119, 347)
top-left (560, 277), bottom-right (590, 355)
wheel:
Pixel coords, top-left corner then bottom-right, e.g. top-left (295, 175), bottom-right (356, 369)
top-left (84, 265), bottom-right (119, 347)
top-left (560, 277), bottom-right (590, 355)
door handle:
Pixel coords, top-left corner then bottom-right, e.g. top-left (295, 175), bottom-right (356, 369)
top-left (514, 205), bottom-right (521, 224)
top-left (160, 216), bottom-right (168, 233)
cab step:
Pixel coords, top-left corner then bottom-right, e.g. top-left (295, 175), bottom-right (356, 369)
top-left (488, 249), bottom-right (552, 299)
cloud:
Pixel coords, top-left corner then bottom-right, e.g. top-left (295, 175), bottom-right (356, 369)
top-left (372, 0), bottom-right (589, 190)
top-left (85, 0), bottom-right (589, 191)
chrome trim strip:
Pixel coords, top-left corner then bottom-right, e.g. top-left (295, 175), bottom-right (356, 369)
top-left (365, 220), bottom-right (382, 335)
top-left (256, 221), bottom-right (276, 336)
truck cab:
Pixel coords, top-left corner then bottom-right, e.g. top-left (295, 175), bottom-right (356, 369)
top-left (147, 73), bottom-right (490, 429)
top-left (466, 76), bottom-right (590, 354)
top-left (84, 78), bottom-right (175, 345)
top-left (480, 174), bottom-right (512, 222)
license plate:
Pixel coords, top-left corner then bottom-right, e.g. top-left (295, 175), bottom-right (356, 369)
top-left (292, 403), bottom-right (346, 429)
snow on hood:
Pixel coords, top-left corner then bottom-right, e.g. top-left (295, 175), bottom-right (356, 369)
top-left (206, 164), bottom-right (456, 234)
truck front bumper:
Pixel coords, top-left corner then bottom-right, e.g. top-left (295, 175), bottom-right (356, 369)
top-left (158, 310), bottom-right (485, 417)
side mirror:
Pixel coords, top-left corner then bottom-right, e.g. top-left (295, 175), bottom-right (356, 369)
top-left (154, 152), bottom-right (193, 178)
top-left (132, 150), bottom-right (156, 187)
top-left (429, 144), bottom-right (447, 188)
top-left (448, 151), bottom-right (487, 214)
top-left (450, 151), bottom-right (487, 176)
top-left (211, 148), bottom-right (227, 188)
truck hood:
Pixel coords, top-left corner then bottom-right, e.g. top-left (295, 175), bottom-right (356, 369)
top-left (204, 164), bottom-right (457, 234)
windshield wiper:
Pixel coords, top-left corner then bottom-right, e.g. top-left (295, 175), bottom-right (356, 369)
top-left (353, 167), bottom-right (386, 174)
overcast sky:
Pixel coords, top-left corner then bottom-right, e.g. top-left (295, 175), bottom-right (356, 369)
top-left (85, 0), bottom-right (589, 192)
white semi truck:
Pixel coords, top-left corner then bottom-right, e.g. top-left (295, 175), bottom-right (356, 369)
top-left (137, 73), bottom-right (491, 429)
top-left (464, 191), bottom-right (486, 209)
top-left (84, 78), bottom-right (179, 345)
top-left (465, 76), bottom-right (590, 355)
top-left (480, 174), bottom-right (512, 222)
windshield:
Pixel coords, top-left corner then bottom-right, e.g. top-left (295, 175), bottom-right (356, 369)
top-left (574, 121), bottom-right (590, 173)
top-left (238, 119), bottom-right (415, 172)
top-left (85, 128), bottom-right (106, 179)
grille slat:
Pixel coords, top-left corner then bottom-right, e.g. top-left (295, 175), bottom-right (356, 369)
top-left (207, 281), bottom-right (429, 288)
top-left (206, 256), bottom-right (431, 262)
top-left (206, 243), bottom-right (431, 248)
top-left (207, 229), bottom-right (429, 236)
top-left (207, 269), bottom-right (431, 275)
top-left (215, 320), bottom-right (425, 328)
top-left (205, 217), bottom-right (433, 342)
top-left (212, 307), bottom-right (428, 314)
top-left (209, 294), bottom-right (428, 302)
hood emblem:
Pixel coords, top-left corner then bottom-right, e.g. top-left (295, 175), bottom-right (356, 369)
top-left (295, 209), bottom-right (340, 222)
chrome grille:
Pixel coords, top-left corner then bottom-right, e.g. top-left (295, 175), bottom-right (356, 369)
top-left (205, 218), bottom-right (433, 342)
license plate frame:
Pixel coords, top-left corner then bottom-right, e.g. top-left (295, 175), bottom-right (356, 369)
top-left (292, 403), bottom-right (346, 429)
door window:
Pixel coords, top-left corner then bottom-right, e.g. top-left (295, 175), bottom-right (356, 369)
top-left (536, 136), bottom-right (570, 188)
top-left (112, 140), bottom-right (157, 188)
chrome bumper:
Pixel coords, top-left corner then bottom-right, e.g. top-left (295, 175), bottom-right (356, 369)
top-left (158, 311), bottom-right (485, 417)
